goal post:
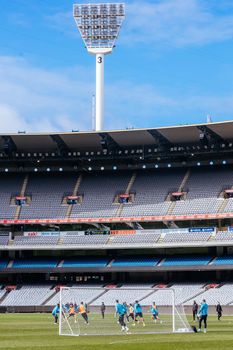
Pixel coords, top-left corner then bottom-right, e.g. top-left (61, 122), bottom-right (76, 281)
top-left (59, 286), bottom-right (192, 336)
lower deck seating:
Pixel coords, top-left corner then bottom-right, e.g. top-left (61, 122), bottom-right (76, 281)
top-left (1, 285), bottom-right (54, 306)
top-left (215, 232), bottom-right (233, 241)
top-left (163, 232), bottom-right (211, 243)
top-left (46, 287), bottom-right (104, 306)
top-left (0, 235), bottom-right (9, 246)
top-left (13, 236), bottom-right (59, 246)
top-left (92, 288), bottom-right (151, 306)
top-left (185, 284), bottom-right (233, 306)
top-left (109, 233), bottom-right (160, 245)
top-left (0, 283), bottom-right (233, 306)
top-left (62, 235), bottom-right (109, 245)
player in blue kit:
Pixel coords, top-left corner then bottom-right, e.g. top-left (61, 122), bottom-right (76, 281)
top-left (52, 303), bottom-right (60, 324)
top-left (198, 299), bottom-right (208, 333)
top-left (134, 301), bottom-right (145, 326)
top-left (115, 300), bottom-right (129, 332)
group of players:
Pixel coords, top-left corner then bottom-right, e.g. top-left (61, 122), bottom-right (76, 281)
top-left (114, 300), bottom-right (160, 333)
top-left (52, 298), bottom-right (218, 334)
top-left (52, 301), bottom-right (89, 325)
top-left (52, 299), bottom-right (160, 333)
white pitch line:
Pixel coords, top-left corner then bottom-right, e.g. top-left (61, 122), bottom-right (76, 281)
top-left (109, 338), bottom-right (149, 345)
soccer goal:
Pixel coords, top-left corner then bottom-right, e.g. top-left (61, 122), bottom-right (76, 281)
top-left (59, 286), bottom-right (192, 336)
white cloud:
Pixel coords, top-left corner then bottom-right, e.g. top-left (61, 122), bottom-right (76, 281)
top-left (1, 55), bottom-right (233, 133)
top-left (123, 0), bottom-right (233, 47)
top-left (0, 56), bottom-right (94, 132)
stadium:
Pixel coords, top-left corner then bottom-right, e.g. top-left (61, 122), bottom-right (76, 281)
top-left (1, 1), bottom-right (233, 350)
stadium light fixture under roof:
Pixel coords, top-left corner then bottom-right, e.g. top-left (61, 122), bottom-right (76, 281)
top-left (73, 3), bottom-right (125, 131)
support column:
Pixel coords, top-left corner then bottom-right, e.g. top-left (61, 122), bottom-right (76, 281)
top-left (95, 53), bottom-right (104, 131)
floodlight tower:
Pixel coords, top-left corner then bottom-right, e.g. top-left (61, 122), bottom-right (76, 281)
top-left (73, 3), bottom-right (125, 131)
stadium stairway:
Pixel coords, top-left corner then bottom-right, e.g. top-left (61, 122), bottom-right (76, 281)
top-left (207, 233), bottom-right (217, 242)
top-left (217, 197), bottom-right (229, 213)
top-left (116, 172), bottom-right (137, 217)
top-left (14, 174), bottom-right (29, 220)
top-left (181, 286), bottom-right (206, 304)
top-left (57, 259), bottom-right (64, 267)
top-left (57, 238), bottom-right (64, 245)
top-left (209, 257), bottom-right (217, 265)
top-left (41, 287), bottom-right (58, 306)
top-left (139, 289), bottom-right (159, 302)
top-left (7, 260), bottom-right (14, 268)
top-left (157, 233), bottom-right (166, 244)
top-left (217, 183), bottom-right (233, 213)
top-left (0, 289), bottom-right (10, 304)
top-left (66, 174), bottom-right (83, 218)
top-left (88, 289), bottom-right (108, 305)
top-left (165, 169), bottom-right (191, 216)
top-left (106, 259), bottom-right (115, 267)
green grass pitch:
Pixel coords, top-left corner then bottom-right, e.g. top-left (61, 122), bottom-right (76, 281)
top-left (0, 313), bottom-right (233, 350)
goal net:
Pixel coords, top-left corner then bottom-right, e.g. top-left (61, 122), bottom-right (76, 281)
top-left (59, 287), bottom-right (192, 336)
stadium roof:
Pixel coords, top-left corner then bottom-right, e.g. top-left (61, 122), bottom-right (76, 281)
top-left (0, 120), bottom-right (233, 152)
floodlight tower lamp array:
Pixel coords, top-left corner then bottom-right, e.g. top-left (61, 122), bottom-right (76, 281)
top-left (73, 3), bottom-right (125, 131)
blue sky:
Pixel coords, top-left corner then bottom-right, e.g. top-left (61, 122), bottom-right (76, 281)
top-left (1, 0), bottom-right (233, 132)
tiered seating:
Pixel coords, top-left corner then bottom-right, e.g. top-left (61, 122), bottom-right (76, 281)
top-left (185, 284), bottom-right (233, 306)
top-left (20, 173), bottom-right (77, 219)
top-left (162, 232), bottom-right (211, 243)
top-left (70, 172), bottom-right (132, 218)
top-left (0, 283), bottom-right (232, 306)
top-left (140, 289), bottom-right (173, 306)
top-left (11, 231), bottom-right (233, 247)
top-left (92, 288), bottom-right (151, 306)
top-left (0, 288), bottom-right (6, 300)
top-left (172, 198), bottom-right (221, 215)
top-left (12, 259), bottom-right (58, 268)
top-left (215, 232), bottom-right (233, 241)
top-left (1, 285), bottom-right (54, 306)
top-left (161, 256), bottom-right (211, 266)
top-left (223, 199), bottom-right (233, 213)
top-left (171, 283), bottom-right (205, 304)
top-left (172, 167), bottom-right (233, 215)
top-left (111, 256), bottom-right (160, 267)
top-left (0, 174), bottom-right (24, 219)
top-left (13, 236), bottom-right (59, 246)
top-left (109, 233), bottom-right (160, 245)
top-left (1, 166), bottom-right (233, 220)
top-left (140, 284), bottom-right (205, 305)
top-left (62, 235), bottom-right (109, 245)
top-left (46, 287), bottom-right (104, 306)
top-left (62, 258), bottom-right (109, 268)
top-left (0, 235), bottom-right (9, 246)
top-left (121, 169), bottom-right (185, 217)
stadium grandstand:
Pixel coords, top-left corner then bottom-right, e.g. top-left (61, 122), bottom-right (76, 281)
top-left (0, 121), bottom-right (233, 314)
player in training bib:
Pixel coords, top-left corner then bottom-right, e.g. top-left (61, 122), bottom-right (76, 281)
top-left (128, 303), bottom-right (135, 324)
top-left (79, 301), bottom-right (89, 325)
top-left (150, 302), bottom-right (161, 323)
top-left (67, 303), bottom-right (77, 322)
top-left (134, 301), bottom-right (145, 326)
